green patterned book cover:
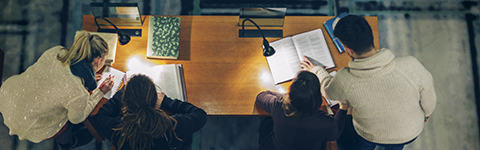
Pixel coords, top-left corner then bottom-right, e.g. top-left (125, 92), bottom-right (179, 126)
top-left (147, 16), bottom-right (181, 59)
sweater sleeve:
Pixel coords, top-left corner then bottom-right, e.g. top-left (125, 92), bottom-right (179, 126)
top-left (310, 66), bottom-right (347, 101)
top-left (255, 91), bottom-right (283, 114)
top-left (89, 89), bottom-right (124, 140)
top-left (64, 88), bottom-right (105, 124)
top-left (327, 109), bottom-right (348, 141)
top-left (418, 65), bottom-right (437, 117)
top-left (161, 96), bottom-right (208, 137)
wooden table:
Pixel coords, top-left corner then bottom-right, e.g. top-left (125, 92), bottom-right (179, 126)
top-left (82, 15), bottom-right (379, 116)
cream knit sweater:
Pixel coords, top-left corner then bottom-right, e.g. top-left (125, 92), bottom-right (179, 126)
top-left (0, 46), bottom-right (104, 143)
top-left (311, 48), bottom-right (436, 144)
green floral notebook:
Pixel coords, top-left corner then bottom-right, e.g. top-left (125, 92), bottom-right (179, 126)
top-left (147, 16), bottom-right (181, 59)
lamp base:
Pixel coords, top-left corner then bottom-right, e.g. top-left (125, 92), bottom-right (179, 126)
top-left (239, 29), bottom-right (283, 38)
top-left (97, 29), bottom-right (142, 37)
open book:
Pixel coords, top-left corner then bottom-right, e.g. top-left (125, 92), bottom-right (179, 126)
top-left (125, 64), bottom-right (187, 101)
top-left (266, 28), bottom-right (335, 84)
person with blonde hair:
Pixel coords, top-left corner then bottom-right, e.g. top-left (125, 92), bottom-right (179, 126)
top-left (256, 71), bottom-right (348, 150)
top-left (90, 75), bottom-right (207, 150)
top-left (0, 31), bottom-right (114, 149)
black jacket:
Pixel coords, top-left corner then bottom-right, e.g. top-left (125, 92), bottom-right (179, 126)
top-left (89, 89), bottom-right (207, 150)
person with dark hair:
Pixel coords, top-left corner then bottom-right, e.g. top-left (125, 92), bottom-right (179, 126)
top-left (90, 75), bottom-right (207, 150)
top-left (256, 71), bottom-right (349, 150)
top-left (301, 15), bottom-right (436, 150)
top-left (0, 31), bottom-right (114, 148)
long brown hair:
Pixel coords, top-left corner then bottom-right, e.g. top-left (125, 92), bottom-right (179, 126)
top-left (113, 75), bottom-right (181, 150)
top-left (57, 31), bottom-right (108, 66)
top-left (282, 71), bottom-right (323, 118)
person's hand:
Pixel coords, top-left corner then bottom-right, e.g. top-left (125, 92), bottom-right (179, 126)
top-left (425, 116), bottom-right (431, 122)
top-left (95, 73), bottom-right (102, 82)
top-left (155, 92), bottom-right (166, 110)
top-left (300, 56), bottom-right (316, 71)
top-left (337, 100), bottom-right (349, 110)
top-left (99, 76), bottom-right (114, 94)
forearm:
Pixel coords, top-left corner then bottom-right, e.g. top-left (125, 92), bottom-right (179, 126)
top-left (310, 66), bottom-right (334, 99)
top-left (420, 88), bottom-right (436, 117)
top-left (420, 71), bottom-right (437, 117)
top-left (256, 91), bottom-right (281, 114)
top-left (66, 88), bottom-right (104, 124)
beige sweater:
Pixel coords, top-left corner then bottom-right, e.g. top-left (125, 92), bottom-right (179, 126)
top-left (0, 46), bottom-right (104, 143)
top-left (311, 48), bottom-right (436, 144)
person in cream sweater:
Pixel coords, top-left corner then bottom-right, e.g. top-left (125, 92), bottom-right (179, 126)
top-left (301, 15), bottom-right (436, 150)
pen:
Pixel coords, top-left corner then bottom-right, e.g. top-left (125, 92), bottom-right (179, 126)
top-left (99, 75), bottom-right (112, 89)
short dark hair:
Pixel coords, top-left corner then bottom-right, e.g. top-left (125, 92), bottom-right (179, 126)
top-left (333, 15), bottom-right (374, 55)
top-left (282, 71), bottom-right (323, 118)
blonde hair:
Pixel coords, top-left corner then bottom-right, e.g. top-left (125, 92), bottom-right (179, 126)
top-left (57, 31), bottom-right (109, 66)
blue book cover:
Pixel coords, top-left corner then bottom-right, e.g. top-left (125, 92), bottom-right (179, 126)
top-left (323, 12), bottom-right (348, 53)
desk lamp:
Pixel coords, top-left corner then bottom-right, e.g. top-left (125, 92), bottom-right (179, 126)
top-left (241, 18), bottom-right (276, 57)
top-left (94, 17), bottom-right (131, 45)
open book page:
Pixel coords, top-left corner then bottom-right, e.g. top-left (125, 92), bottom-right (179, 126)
top-left (292, 29), bottom-right (335, 69)
top-left (268, 37), bottom-right (303, 84)
top-left (125, 64), bottom-right (185, 101)
top-left (97, 66), bottom-right (125, 99)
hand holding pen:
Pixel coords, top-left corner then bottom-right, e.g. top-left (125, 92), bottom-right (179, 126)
top-left (99, 75), bottom-right (114, 94)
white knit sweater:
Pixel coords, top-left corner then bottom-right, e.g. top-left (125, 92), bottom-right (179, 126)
top-left (0, 46), bottom-right (104, 143)
top-left (311, 48), bottom-right (436, 144)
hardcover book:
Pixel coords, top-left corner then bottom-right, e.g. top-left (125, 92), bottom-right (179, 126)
top-left (146, 16), bottom-right (181, 59)
top-left (267, 28), bottom-right (335, 84)
top-left (323, 12), bottom-right (348, 53)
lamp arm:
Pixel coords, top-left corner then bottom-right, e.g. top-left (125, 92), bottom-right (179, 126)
top-left (94, 17), bottom-right (123, 34)
top-left (241, 18), bottom-right (275, 57)
top-left (94, 16), bottom-right (131, 45)
top-left (241, 18), bottom-right (267, 41)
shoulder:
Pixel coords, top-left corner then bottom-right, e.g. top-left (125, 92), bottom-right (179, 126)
top-left (394, 56), bottom-right (431, 75)
top-left (395, 56), bottom-right (420, 65)
top-left (43, 46), bottom-right (66, 55)
top-left (329, 68), bottom-right (354, 85)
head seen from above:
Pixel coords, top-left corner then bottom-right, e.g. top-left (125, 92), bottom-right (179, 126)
top-left (114, 75), bottom-right (181, 150)
top-left (334, 15), bottom-right (375, 57)
top-left (57, 31), bottom-right (109, 71)
top-left (283, 71), bottom-right (323, 119)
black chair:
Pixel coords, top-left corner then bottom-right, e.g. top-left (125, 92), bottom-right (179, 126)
top-left (0, 48), bottom-right (3, 87)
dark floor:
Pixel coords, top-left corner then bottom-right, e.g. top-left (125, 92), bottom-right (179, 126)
top-left (1, 0), bottom-right (480, 150)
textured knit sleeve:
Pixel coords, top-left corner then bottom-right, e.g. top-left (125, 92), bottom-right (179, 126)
top-left (256, 91), bottom-right (283, 114)
top-left (310, 66), bottom-right (347, 101)
top-left (64, 85), bottom-right (105, 124)
top-left (416, 61), bottom-right (437, 117)
top-left (162, 96), bottom-right (207, 137)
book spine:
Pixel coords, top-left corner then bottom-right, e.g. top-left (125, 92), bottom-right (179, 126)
top-left (177, 64), bottom-right (188, 102)
top-left (323, 23), bottom-right (345, 53)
